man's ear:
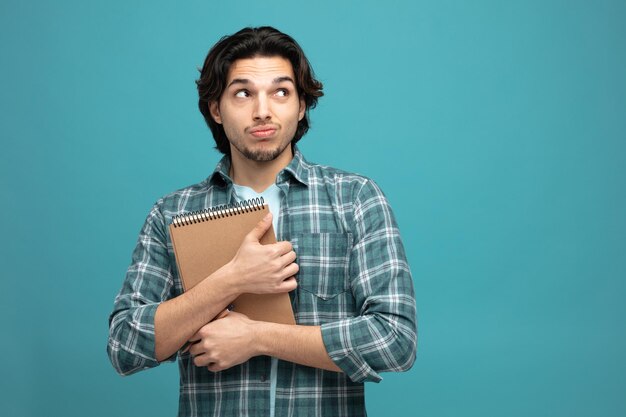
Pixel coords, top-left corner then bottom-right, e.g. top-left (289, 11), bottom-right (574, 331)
top-left (209, 101), bottom-right (222, 124)
top-left (298, 97), bottom-right (306, 122)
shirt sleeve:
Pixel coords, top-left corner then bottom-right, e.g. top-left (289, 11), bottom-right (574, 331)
top-left (320, 179), bottom-right (417, 383)
top-left (107, 202), bottom-right (176, 376)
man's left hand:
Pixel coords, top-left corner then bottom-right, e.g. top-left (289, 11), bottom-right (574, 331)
top-left (187, 311), bottom-right (258, 372)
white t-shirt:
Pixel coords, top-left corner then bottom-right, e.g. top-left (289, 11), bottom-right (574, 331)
top-left (232, 183), bottom-right (282, 417)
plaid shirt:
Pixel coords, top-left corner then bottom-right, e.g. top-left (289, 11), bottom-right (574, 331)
top-left (108, 149), bottom-right (417, 417)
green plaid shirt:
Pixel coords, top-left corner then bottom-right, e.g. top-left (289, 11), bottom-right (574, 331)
top-left (108, 149), bottom-right (417, 417)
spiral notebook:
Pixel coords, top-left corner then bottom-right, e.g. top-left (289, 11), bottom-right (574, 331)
top-left (169, 198), bottom-right (296, 325)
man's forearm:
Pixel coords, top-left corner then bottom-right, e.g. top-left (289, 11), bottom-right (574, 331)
top-left (154, 265), bottom-right (239, 361)
top-left (253, 322), bottom-right (342, 373)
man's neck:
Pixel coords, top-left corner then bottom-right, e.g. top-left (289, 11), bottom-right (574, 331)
top-left (229, 147), bottom-right (293, 193)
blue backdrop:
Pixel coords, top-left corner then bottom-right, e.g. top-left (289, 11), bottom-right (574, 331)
top-left (1, 1), bottom-right (625, 416)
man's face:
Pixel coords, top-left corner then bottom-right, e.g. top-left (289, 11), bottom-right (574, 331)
top-left (210, 56), bottom-right (306, 162)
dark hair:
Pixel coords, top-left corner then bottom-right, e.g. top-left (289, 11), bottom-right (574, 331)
top-left (196, 26), bottom-right (324, 155)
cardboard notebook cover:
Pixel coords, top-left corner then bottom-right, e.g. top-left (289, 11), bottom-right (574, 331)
top-left (169, 203), bottom-right (296, 325)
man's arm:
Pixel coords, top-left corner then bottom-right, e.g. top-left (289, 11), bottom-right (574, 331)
top-left (188, 312), bottom-right (341, 372)
top-left (318, 179), bottom-right (417, 382)
top-left (108, 206), bottom-right (297, 374)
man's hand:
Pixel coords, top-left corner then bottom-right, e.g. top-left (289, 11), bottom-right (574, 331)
top-left (188, 311), bottom-right (258, 372)
top-left (225, 212), bottom-right (298, 295)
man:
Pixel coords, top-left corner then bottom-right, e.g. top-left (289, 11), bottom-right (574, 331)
top-left (108, 26), bottom-right (417, 416)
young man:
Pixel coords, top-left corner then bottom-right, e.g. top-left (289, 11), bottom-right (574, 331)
top-left (108, 26), bottom-right (417, 416)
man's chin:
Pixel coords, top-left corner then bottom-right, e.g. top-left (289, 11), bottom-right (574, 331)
top-left (241, 150), bottom-right (279, 162)
top-left (238, 143), bottom-right (291, 162)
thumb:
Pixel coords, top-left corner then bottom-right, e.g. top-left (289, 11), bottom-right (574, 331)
top-left (246, 212), bottom-right (273, 242)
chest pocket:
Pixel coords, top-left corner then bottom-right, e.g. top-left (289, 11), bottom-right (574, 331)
top-left (292, 233), bottom-right (354, 325)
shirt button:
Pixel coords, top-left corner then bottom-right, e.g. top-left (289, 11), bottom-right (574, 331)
top-left (260, 374), bottom-right (267, 382)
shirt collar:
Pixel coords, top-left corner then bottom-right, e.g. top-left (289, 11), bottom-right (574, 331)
top-left (279, 147), bottom-right (310, 186)
top-left (206, 146), bottom-right (311, 188)
top-left (207, 154), bottom-right (233, 187)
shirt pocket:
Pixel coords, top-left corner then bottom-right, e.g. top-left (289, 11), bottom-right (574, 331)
top-left (292, 233), bottom-right (354, 325)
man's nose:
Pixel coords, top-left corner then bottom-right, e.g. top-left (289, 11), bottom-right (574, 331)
top-left (252, 94), bottom-right (271, 121)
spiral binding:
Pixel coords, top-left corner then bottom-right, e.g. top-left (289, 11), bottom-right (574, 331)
top-left (171, 197), bottom-right (265, 228)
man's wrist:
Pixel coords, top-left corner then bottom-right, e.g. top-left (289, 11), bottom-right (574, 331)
top-left (251, 321), bottom-right (273, 357)
top-left (213, 261), bottom-right (244, 299)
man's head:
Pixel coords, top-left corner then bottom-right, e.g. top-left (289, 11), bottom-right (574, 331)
top-left (197, 26), bottom-right (323, 156)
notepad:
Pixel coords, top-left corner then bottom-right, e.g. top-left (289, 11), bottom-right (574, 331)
top-left (169, 197), bottom-right (296, 325)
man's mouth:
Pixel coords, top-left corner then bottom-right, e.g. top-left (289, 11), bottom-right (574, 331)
top-left (249, 125), bottom-right (278, 138)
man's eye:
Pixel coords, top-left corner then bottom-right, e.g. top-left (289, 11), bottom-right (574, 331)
top-left (235, 90), bottom-right (249, 98)
top-left (275, 89), bottom-right (288, 97)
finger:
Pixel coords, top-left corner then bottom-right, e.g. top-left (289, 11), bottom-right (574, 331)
top-left (277, 276), bottom-right (298, 292)
top-left (207, 362), bottom-right (224, 373)
top-left (273, 241), bottom-right (293, 255)
top-left (193, 353), bottom-right (212, 367)
top-left (282, 262), bottom-right (299, 279)
top-left (245, 212), bottom-right (273, 242)
top-left (279, 250), bottom-right (297, 267)
top-left (182, 339), bottom-right (200, 353)
top-left (188, 341), bottom-right (203, 357)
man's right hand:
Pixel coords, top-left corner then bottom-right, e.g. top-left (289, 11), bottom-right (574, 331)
top-left (225, 212), bottom-right (298, 295)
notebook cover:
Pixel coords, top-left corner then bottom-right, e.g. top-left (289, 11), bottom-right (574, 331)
top-left (169, 204), bottom-right (296, 325)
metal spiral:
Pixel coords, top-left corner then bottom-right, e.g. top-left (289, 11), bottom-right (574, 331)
top-left (171, 197), bottom-right (265, 228)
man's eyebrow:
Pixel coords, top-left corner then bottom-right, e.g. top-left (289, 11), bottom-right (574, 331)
top-left (273, 76), bottom-right (295, 85)
top-left (227, 78), bottom-right (250, 88)
top-left (227, 76), bottom-right (295, 88)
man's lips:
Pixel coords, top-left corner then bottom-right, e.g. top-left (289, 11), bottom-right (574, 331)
top-left (249, 125), bottom-right (278, 138)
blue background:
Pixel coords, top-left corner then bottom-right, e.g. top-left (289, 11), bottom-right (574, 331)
top-left (1, 1), bottom-right (625, 416)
